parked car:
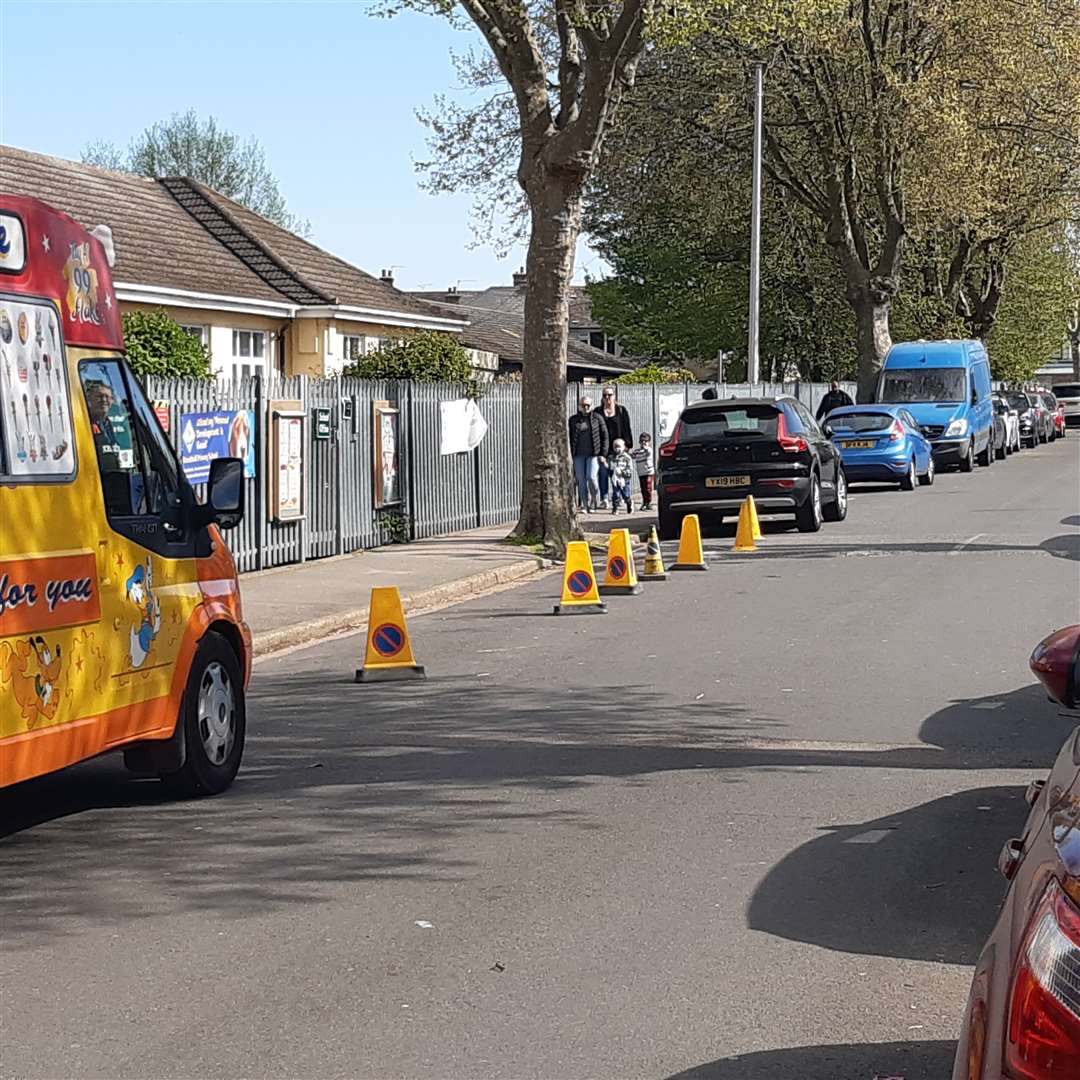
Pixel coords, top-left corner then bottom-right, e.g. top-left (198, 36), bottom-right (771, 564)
top-left (657, 396), bottom-right (847, 538)
top-left (1054, 382), bottom-right (1080, 429)
top-left (1011, 390), bottom-right (1052, 447)
top-left (823, 405), bottom-right (934, 489)
top-left (875, 339), bottom-right (994, 472)
top-left (1042, 391), bottom-right (1067, 440)
top-left (953, 625), bottom-right (1080, 1080)
top-left (991, 393), bottom-right (1018, 458)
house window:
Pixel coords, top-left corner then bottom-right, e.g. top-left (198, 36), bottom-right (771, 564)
top-left (230, 329), bottom-right (266, 383)
top-left (342, 334), bottom-right (365, 363)
top-left (180, 324), bottom-right (208, 346)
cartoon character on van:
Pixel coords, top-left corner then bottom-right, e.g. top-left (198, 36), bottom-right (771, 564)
top-left (125, 559), bottom-right (161, 669)
top-left (0, 635), bottom-right (64, 728)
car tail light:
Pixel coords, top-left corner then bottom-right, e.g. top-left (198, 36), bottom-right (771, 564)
top-left (663, 482), bottom-right (694, 493)
top-left (660, 420), bottom-right (683, 459)
top-left (889, 419), bottom-right (906, 443)
top-left (1006, 878), bottom-right (1080, 1078)
top-left (776, 413), bottom-right (808, 453)
top-left (1030, 627), bottom-right (1080, 709)
top-left (761, 478), bottom-right (796, 489)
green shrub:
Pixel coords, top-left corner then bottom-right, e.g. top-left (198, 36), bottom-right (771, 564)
top-left (614, 362), bottom-right (696, 384)
top-left (122, 309), bottom-right (212, 378)
top-left (344, 331), bottom-right (483, 395)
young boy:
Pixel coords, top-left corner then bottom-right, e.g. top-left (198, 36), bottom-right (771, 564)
top-left (631, 432), bottom-right (655, 510)
top-left (609, 438), bottom-right (635, 513)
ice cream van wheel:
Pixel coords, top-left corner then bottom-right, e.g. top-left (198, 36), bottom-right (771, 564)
top-left (156, 632), bottom-right (246, 797)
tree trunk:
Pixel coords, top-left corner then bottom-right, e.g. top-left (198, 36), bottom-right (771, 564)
top-left (514, 172), bottom-right (585, 555)
top-left (848, 278), bottom-right (894, 403)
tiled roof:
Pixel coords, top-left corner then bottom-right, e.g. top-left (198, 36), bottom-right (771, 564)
top-left (0, 145), bottom-right (464, 327)
top-left (419, 300), bottom-right (633, 374)
top-left (411, 283), bottom-right (600, 328)
top-left (193, 183), bottom-right (457, 320)
top-left (0, 145), bottom-right (285, 302)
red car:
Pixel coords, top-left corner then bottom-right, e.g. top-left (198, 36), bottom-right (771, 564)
top-left (954, 625), bottom-right (1080, 1079)
top-left (1039, 392), bottom-right (1067, 441)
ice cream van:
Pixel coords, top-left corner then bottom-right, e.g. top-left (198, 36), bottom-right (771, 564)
top-left (0, 194), bottom-right (250, 795)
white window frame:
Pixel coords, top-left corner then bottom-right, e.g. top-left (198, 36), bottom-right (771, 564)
top-left (230, 328), bottom-right (267, 384)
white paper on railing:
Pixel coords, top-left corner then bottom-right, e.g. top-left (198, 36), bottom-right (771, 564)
top-left (440, 398), bottom-right (488, 454)
top-left (658, 392), bottom-right (684, 437)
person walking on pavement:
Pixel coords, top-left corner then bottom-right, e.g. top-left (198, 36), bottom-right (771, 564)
top-left (598, 385), bottom-right (633, 509)
top-left (816, 380), bottom-right (854, 422)
top-left (569, 395), bottom-right (609, 513)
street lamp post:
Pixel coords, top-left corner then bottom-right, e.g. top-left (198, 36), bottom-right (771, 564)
top-left (748, 62), bottom-right (764, 386)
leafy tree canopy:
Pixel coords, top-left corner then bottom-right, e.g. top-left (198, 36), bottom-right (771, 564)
top-left (122, 309), bottom-right (211, 379)
top-left (84, 110), bottom-right (310, 235)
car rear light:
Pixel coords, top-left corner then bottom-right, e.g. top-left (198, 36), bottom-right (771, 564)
top-left (659, 420), bottom-right (683, 458)
top-left (776, 413), bottom-right (809, 453)
top-left (889, 419), bottom-right (906, 442)
top-left (1006, 877), bottom-right (1080, 1078)
top-left (1030, 627), bottom-right (1080, 709)
top-left (663, 482), bottom-right (694, 493)
top-left (761, 478), bottom-right (796, 489)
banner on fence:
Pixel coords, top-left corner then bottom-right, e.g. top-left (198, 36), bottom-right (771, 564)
top-left (658, 393), bottom-right (684, 438)
top-left (439, 398), bottom-right (489, 455)
top-left (179, 409), bottom-right (257, 484)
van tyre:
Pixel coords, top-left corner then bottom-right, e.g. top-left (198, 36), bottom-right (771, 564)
top-left (796, 473), bottom-right (823, 533)
top-left (160, 632), bottom-right (246, 798)
top-left (823, 467), bottom-right (848, 522)
top-left (995, 438), bottom-right (1006, 460)
top-left (960, 440), bottom-right (975, 472)
top-left (900, 458), bottom-right (916, 491)
top-left (977, 436), bottom-right (992, 467)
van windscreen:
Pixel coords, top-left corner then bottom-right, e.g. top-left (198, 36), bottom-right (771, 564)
top-left (880, 368), bottom-right (966, 403)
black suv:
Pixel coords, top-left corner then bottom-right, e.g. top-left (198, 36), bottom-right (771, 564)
top-left (657, 396), bottom-right (847, 539)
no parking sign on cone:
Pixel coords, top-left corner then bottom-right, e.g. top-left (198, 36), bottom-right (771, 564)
top-left (355, 587), bottom-right (427, 682)
top-left (554, 541), bottom-right (607, 615)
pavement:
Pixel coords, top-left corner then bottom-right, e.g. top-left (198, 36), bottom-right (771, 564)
top-left (240, 526), bottom-right (552, 656)
top-left (2, 435), bottom-right (1079, 1080)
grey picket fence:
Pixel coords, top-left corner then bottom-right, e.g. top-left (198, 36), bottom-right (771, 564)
top-left (145, 375), bottom-right (852, 572)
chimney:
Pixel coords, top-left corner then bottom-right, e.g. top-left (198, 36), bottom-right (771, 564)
top-left (380, 268), bottom-right (394, 289)
top-left (512, 266), bottom-right (527, 288)
top-left (442, 285), bottom-right (459, 304)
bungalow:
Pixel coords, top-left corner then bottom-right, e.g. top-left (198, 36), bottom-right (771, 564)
top-left (0, 145), bottom-right (481, 380)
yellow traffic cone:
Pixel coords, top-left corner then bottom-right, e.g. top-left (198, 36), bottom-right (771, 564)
top-left (747, 494), bottom-right (762, 540)
top-left (600, 528), bottom-right (642, 595)
top-left (554, 540), bottom-right (608, 615)
top-left (734, 499), bottom-right (758, 552)
top-left (672, 513), bottom-right (708, 570)
top-left (355, 586), bottom-right (426, 682)
top-left (641, 525), bottom-right (668, 581)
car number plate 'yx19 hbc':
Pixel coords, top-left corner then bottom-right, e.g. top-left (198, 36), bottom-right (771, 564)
top-left (706, 475), bottom-right (751, 488)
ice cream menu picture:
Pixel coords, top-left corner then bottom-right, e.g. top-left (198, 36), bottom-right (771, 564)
top-left (0, 299), bottom-right (76, 477)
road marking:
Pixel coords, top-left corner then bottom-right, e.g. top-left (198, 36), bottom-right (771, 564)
top-left (971, 700), bottom-right (1004, 710)
top-left (844, 829), bottom-right (894, 844)
top-left (954, 532), bottom-right (985, 551)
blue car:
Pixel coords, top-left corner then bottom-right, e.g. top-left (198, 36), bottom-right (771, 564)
top-left (822, 405), bottom-right (935, 490)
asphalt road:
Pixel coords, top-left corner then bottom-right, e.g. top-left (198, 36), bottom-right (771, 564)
top-left (3, 436), bottom-right (1079, 1080)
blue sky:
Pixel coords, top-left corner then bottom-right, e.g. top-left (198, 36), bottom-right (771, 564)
top-left (0, 0), bottom-right (601, 290)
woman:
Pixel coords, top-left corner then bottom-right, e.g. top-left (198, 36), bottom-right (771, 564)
top-left (568, 395), bottom-right (609, 512)
top-left (598, 386), bottom-right (633, 509)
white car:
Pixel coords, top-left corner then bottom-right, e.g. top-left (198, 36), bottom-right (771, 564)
top-left (992, 393), bottom-right (1021, 455)
top-left (1054, 381), bottom-right (1080, 428)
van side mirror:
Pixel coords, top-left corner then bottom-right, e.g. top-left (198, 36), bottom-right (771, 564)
top-left (202, 457), bottom-right (244, 530)
top-left (971, 383), bottom-right (978, 406)
top-left (822, 422), bottom-right (834, 437)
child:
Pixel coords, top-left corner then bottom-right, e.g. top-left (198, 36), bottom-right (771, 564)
top-left (631, 432), bottom-right (655, 510)
top-left (609, 438), bottom-right (634, 513)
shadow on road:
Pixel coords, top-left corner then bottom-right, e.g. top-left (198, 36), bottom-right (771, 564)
top-left (1, 676), bottom-right (1071, 946)
top-left (747, 784), bottom-right (1016, 964)
top-left (669, 1039), bottom-right (955, 1080)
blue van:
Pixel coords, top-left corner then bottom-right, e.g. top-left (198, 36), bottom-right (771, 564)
top-left (875, 340), bottom-right (994, 472)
